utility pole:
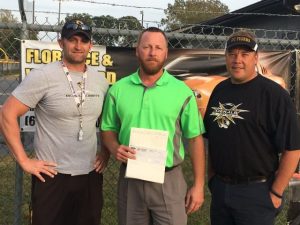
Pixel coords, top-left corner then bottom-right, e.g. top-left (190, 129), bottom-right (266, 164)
top-left (55, 0), bottom-right (73, 25)
top-left (140, 10), bottom-right (144, 28)
top-left (32, 0), bottom-right (35, 24)
top-left (58, 0), bottom-right (61, 25)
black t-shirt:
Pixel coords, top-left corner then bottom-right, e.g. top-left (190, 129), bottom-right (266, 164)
top-left (204, 74), bottom-right (300, 178)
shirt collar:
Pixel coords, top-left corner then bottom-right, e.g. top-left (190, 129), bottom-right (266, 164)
top-left (130, 69), bottom-right (171, 86)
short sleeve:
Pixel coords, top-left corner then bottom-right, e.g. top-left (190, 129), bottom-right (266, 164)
top-left (12, 68), bottom-right (48, 108)
top-left (274, 94), bottom-right (300, 151)
top-left (100, 89), bottom-right (120, 132)
top-left (181, 95), bottom-right (205, 138)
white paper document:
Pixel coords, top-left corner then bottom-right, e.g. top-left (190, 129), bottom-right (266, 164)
top-left (125, 128), bottom-right (169, 183)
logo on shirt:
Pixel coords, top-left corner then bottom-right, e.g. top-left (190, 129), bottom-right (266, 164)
top-left (210, 103), bottom-right (249, 129)
top-left (77, 81), bottom-right (83, 89)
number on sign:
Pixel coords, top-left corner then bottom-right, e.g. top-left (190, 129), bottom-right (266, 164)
top-left (24, 116), bottom-right (35, 126)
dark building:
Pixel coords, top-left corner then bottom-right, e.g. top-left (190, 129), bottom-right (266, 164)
top-left (193, 0), bottom-right (300, 32)
top-left (171, 0), bottom-right (300, 49)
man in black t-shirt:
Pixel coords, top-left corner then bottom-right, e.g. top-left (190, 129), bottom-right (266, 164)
top-left (204, 30), bottom-right (300, 225)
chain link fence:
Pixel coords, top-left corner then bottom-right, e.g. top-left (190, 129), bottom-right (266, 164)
top-left (0, 17), bottom-right (300, 225)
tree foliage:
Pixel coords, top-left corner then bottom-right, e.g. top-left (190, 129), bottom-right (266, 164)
top-left (117, 16), bottom-right (143, 47)
top-left (161, 0), bottom-right (229, 30)
top-left (0, 10), bottom-right (21, 60)
top-left (64, 13), bottom-right (93, 26)
top-left (93, 15), bottom-right (143, 46)
top-left (118, 16), bottom-right (143, 30)
top-left (0, 9), bottom-right (18, 23)
top-left (64, 13), bottom-right (143, 47)
top-left (0, 10), bottom-right (38, 60)
top-left (93, 15), bottom-right (118, 46)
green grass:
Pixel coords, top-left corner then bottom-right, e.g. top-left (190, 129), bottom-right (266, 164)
top-left (0, 154), bottom-right (290, 225)
top-left (0, 155), bottom-right (15, 225)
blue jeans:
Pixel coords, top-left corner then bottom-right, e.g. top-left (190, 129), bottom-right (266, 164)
top-left (208, 175), bottom-right (282, 225)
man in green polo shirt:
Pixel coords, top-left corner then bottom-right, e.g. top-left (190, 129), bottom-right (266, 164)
top-left (101, 27), bottom-right (206, 225)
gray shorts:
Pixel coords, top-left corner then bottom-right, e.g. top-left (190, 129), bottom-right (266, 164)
top-left (117, 164), bottom-right (187, 225)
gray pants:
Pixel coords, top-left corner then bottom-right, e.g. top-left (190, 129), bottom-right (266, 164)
top-left (117, 164), bottom-right (187, 225)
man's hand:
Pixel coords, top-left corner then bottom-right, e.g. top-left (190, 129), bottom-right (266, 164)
top-left (293, 172), bottom-right (300, 179)
top-left (269, 192), bottom-right (282, 209)
top-left (185, 185), bottom-right (204, 214)
top-left (94, 149), bottom-right (110, 173)
top-left (101, 131), bottom-right (136, 163)
top-left (112, 145), bottom-right (136, 163)
top-left (20, 158), bottom-right (57, 182)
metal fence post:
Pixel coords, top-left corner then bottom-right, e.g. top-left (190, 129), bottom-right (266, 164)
top-left (13, 28), bottom-right (27, 225)
top-left (14, 162), bottom-right (24, 225)
top-left (12, 1), bottom-right (29, 225)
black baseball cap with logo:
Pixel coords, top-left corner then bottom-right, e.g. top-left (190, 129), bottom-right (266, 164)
top-left (61, 20), bottom-right (92, 40)
top-left (225, 31), bottom-right (258, 52)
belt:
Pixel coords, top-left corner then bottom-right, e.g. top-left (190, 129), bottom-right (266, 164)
top-left (216, 174), bottom-right (268, 185)
top-left (165, 165), bottom-right (178, 172)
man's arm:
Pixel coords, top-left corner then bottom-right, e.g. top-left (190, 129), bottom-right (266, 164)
top-left (101, 130), bottom-right (135, 163)
top-left (1, 96), bottom-right (57, 182)
top-left (94, 139), bottom-right (110, 173)
top-left (271, 150), bottom-right (300, 207)
top-left (185, 135), bottom-right (206, 214)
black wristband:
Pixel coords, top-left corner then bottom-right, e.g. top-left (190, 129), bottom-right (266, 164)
top-left (270, 188), bottom-right (283, 199)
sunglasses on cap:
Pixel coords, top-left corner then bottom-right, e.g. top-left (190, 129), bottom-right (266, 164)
top-left (64, 21), bottom-right (92, 32)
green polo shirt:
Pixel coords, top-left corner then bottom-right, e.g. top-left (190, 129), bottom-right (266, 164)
top-left (101, 70), bottom-right (205, 167)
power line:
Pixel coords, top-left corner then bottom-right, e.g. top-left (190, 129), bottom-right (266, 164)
top-left (68, 0), bottom-right (300, 17)
top-left (72, 0), bottom-right (163, 10)
top-left (1, 9), bottom-right (69, 15)
top-left (2, 7), bottom-right (300, 18)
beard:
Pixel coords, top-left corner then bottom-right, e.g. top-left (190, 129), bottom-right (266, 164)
top-left (139, 58), bottom-right (165, 76)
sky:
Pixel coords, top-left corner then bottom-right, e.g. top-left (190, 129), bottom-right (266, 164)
top-left (0, 0), bottom-right (260, 25)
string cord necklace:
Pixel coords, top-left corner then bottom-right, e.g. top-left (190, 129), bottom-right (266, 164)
top-left (61, 61), bottom-right (87, 141)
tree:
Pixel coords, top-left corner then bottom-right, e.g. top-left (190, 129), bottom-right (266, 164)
top-left (64, 13), bottom-right (142, 47)
top-left (0, 9), bottom-right (18, 23)
top-left (117, 16), bottom-right (143, 47)
top-left (64, 14), bottom-right (119, 46)
top-left (93, 15), bottom-right (118, 46)
top-left (64, 13), bottom-right (93, 26)
top-left (118, 16), bottom-right (143, 30)
top-left (93, 15), bottom-right (143, 47)
top-left (64, 13), bottom-right (106, 45)
top-left (0, 9), bottom-right (38, 60)
top-left (0, 10), bottom-right (21, 60)
top-left (161, 0), bottom-right (229, 30)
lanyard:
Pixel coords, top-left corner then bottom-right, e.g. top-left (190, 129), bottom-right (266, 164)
top-left (61, 61), bottom-right (87, 141)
